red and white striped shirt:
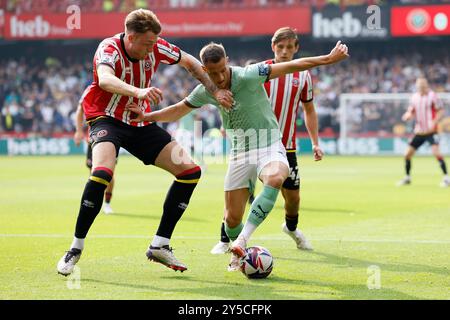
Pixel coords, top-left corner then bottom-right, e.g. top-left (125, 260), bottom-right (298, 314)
top-left (408, 90), bottom-right (442, 134)
top-left (264, 59), bottom-right (313, 150)
top-left (82, 33), bottom-right (181, 127)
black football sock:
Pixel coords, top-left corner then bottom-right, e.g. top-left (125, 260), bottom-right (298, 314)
top-left (155, 166), bottom-right (201, 239)
top-left (405, 159), bottom-right (411, 176)
top-left (75, 167), bottom-right (113, 239)
top-left (220, 221), bottom-right (230, 243)
top-left (285, 215), bottom-right (299, 232)
top-left (104, 192), bottom-right (112, 204)
top-left (437, 157), bottom-right (448, 175)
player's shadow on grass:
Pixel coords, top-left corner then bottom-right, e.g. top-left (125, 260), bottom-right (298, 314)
top-left (82, 273), bottom-right (418, 299)
top-left (295, 207), bottom-right (354, 214)
top-left (277, 250), bottom-right (449, 278)
top-left (266, 275), bottom-right (419, 299)
top-left (109, 212), bottom-right (205, 223)
top-left (161, 275), bottom-right (418, 300)
top-left (273, 204), bottom-right (353, 214)
top-left (82, 277), bottom-right (301, 299)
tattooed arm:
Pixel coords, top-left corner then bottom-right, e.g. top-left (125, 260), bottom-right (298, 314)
top-left (178, 50), bottom-right (234, 109)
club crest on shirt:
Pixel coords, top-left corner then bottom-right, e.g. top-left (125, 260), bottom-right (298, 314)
top-left (144, 60), bottom-right (152, 71)
top-left (292, 79), bottom-right (300, 87)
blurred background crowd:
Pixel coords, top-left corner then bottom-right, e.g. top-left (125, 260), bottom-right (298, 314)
top-left (1, 0), bottom-right (450, 137)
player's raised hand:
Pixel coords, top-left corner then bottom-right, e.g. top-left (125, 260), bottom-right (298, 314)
top-left (125, 102), bottom-right (146, 123)
top-left (327, 40), bottom-right (349, 64)
top-left (313, 145), bottom-right (324, 161)
top-left (214, 89), bottom-right (234, 110)
top-left (136, 87), bottom-right (163, 105)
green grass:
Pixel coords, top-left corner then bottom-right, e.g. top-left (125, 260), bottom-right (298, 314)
top-left (0, 155), bottom-right (449, 300)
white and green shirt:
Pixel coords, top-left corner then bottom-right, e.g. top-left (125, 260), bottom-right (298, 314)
top-left (185, 63), bottom-right (281, 152)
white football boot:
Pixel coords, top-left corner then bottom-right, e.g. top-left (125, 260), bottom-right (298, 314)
top-left (230, 235), bottom-right (247, 258)
top-left (146, 245), bottom-right (187, 272)
top-left (440, 176), bottom-right (450, 188)
top-left (282, 223), bottom-right (313, 250)
top-left (57, 248), bottom-right (82, 276)
top-left (227, 254), bottom-right (241, 272)
top-left (102, 202), bottom-right (114, 214)
top-left (396, 176), bottom-right (411, 186)
top-left (210, 241), bottom-right (230, 255)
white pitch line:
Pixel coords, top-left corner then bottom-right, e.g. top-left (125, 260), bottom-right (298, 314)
top-left (0, 234), bottom-right (449, 244)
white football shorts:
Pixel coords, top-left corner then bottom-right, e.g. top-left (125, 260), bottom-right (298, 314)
top-left (224, 140), bottom-right (289, 193)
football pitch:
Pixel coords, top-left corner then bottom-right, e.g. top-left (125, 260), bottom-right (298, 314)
top-left (0, 155), bottom-right (449, 300)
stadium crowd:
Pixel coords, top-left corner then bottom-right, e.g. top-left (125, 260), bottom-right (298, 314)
top-left (2, 0), bottom-right (422, 14)
top-left (1, 46), bottom-right (449, 136)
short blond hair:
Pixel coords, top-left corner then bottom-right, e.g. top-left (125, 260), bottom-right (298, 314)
top-left (125, 9), bottom-right (161, 35)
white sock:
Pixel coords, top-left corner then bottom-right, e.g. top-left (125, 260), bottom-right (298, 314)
top-left (70, 237), bottom-right (85, 251)
top-left (151, 235), bottom-right (170, 248)
top-left (240, 221), bottom-right (258, 241)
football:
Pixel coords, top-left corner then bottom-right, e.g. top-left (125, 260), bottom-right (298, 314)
top-left (240, 246), bottom-right (274, 279)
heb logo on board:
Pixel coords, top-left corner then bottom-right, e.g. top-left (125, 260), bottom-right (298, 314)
top-left (9, 8), bottom-right (80, 38)
top-left (10, 15), bottom-right (50, 37)
top-left (314, 12), bottom-right (362, 38)
top-left (313, 6), bottom-right (388, 39)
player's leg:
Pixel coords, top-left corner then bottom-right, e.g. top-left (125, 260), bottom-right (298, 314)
top-left (146, 138), bottom-right (201, 272)
top-left (57, 141), bottom-right (116, 276)
top-left (282, 188), bottom-right (313, 250)
top-left (431, 143), bottom-right (449, 187)
top-left (280, 152), bottom-right (313, 250)
top-left (397, 136), bottom-right (419, 185)
top-left (103, 176), bottom-right (114, 214)
top-left (224, 188), bottom-right (249, 271)
top-left (86, 143), bottom-right (93, 170)
top-left (211, 156), bottom-right (249, 255)
top-left (221, 154), bottom-right (255, 270)
top-left (210, 218), bottom-right (231, 254)
top-left (231, 158), bottom-right (289, 258)
top-left (88, 143), bottom-right (114, 214)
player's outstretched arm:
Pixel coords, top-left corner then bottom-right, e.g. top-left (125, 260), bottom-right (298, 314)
top-left (269, 41), bottom-right (349, 80)
top-left (97, 64), bottom-right (163, 105)
top-left (126, 101), bottom-right (193, 123)
top-left (178, 51), bottom-right (234, 109)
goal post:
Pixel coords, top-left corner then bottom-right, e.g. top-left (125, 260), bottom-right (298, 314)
top-left (337, 93), bottom-right (450, 155)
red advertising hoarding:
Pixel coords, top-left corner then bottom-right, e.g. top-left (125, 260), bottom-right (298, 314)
top-left (391, 5), bottom-right (450, 36)
top-left (4, 7), bottom-right (311, 40)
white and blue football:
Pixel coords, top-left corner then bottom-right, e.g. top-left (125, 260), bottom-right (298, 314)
top-left (240, 246), bottom-right (273, 279)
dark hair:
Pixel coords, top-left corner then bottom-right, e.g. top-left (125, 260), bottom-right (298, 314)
top-left (271, 27), bottom-right (299, 46)
top-left (125, 9), bottom-right (161, 35)
top-left (199, 42), bottom-right (227, 65)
